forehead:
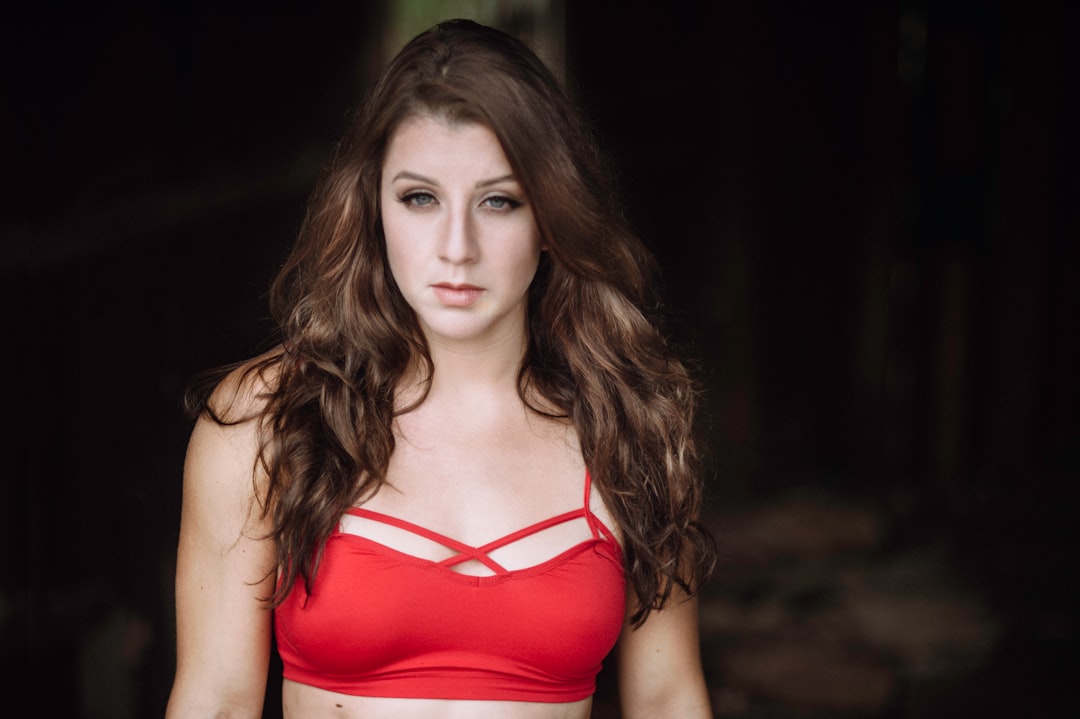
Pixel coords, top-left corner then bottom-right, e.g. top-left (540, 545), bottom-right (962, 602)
top-left (382, 115), bottom-right (512, 177)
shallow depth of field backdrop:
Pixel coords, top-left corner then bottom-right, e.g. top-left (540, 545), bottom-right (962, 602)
top-left (1, 1), bottom-right (1076, 717)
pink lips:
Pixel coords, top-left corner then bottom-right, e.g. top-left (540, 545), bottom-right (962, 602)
top-left (432, 283), bottom-right (484, 307)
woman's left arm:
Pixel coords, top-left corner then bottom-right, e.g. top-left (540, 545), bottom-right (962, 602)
top-left (617, 590), bottom-right (713, 718)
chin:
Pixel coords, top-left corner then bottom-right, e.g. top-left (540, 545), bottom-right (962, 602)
top-left (419, 315), bottom-right (515, 346)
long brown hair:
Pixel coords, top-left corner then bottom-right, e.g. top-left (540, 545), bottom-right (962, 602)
top-left (189, 19), bottom-right (714, 626)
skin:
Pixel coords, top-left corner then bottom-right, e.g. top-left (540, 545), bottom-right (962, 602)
top-left (166, 117), bottom-right (712, 718)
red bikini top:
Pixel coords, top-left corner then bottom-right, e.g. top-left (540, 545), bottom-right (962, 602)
top-left (274, 472), bottom-right (626, 702)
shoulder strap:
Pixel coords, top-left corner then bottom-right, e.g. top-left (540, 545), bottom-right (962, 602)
top-left (583, 470), bottom-right (601, 539)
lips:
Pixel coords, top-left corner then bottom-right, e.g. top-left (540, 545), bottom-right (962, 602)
top-left (431, 283), bottom-right (484, 308)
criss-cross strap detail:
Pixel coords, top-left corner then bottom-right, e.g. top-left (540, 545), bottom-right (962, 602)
top-left (345, 506), bottom-right (591, 575)
top-left (341, 471), bottom-right (612, 575)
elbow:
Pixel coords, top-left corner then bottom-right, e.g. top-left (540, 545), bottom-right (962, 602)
top-left (623, 697), bottom-right (713, 719)
top-left (166, 685), bottom-right (265, 719)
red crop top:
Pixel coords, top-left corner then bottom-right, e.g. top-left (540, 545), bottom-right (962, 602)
top-left (274, 472), bottom-right (626, 702)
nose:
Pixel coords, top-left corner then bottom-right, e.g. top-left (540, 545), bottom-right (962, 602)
top-left (438, 205), bottom-right (479, 264)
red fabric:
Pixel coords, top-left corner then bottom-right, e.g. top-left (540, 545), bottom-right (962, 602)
top-left (274, 473), bottom-right (626, 702)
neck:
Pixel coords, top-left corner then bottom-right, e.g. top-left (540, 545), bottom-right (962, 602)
top-left (400, 325), bottom-right (529, 410)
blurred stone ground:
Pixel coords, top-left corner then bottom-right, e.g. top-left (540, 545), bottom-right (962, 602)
top-left (700, 490), bottom-right (996, 718)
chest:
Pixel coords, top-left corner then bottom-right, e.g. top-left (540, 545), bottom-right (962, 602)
top-left (368, 406), bottom-right (591, 545)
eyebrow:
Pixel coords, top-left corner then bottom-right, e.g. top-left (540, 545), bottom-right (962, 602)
top-left (476, 174), bottom-right (516, 189)
top-left (390, 171), bottom-right (518, 189)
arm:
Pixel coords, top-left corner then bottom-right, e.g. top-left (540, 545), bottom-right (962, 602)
top-left (617, 589), bottom-right (713, 719)
top-left (165, 405), bottom-right (277, 718)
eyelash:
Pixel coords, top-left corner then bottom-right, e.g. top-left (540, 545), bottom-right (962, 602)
top-left (397, 192), bottom-right (522, 211)
top-left (398, 191), bottom-right (436, 208)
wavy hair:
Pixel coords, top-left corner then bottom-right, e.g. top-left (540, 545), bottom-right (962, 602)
top-left (189, 19), bottom-right (714, 626)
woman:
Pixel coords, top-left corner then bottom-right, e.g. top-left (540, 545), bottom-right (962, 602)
top-left (166, 19), bottom-right (715, 719)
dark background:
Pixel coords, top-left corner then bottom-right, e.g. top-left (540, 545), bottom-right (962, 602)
top-left (2, 0), bottom-right (1076, 716)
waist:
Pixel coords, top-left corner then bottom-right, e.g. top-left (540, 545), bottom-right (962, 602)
top-left (282, 680), bottom-right (596, 719)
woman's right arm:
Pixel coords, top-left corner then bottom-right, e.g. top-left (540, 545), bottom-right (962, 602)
top-left (165, 400), bottom-right (278, 718)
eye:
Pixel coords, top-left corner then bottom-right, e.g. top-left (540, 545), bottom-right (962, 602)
top-left (399, 191), bottom-right (436, 208)
top-left (482, 195), bottom-right (522, 211)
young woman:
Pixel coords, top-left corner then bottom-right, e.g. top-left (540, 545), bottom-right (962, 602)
top-left (166, 19), bottom-right (715, 719)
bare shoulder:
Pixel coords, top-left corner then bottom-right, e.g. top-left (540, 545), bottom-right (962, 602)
top-left (203, 348), bottom-right (285, 425)
top-left (184, 349), bottom-right (284, 535)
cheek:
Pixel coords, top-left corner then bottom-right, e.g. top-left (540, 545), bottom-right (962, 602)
top-left (506, 245), bottom-right (542, 290)
top-left (381, 214), bottom-right (415, 283)
top-left (497, 219), bottom-right (543, 284)
top-left (385, 247), bottom-right (417, 294)
top-left (519, 232), bottom-right (543, 278)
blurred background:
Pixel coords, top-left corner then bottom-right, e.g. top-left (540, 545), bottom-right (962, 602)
top-left (1, 0), bottom-right (1076, 716)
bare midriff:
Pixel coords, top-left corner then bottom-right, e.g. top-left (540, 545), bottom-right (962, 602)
top-left (282, 680), bottom-right (594, 719)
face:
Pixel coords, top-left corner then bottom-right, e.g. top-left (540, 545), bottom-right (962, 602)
top-left (380, 115), bottom-right (542, 349)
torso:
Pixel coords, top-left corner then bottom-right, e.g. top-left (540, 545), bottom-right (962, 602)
top-left (277, 390), bottom-right (626, 718)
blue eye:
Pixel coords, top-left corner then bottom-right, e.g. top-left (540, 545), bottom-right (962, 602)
top-left (400, 191), bottom-right (436, 208)
top-left (483, 195), bottom-right (521, 211)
